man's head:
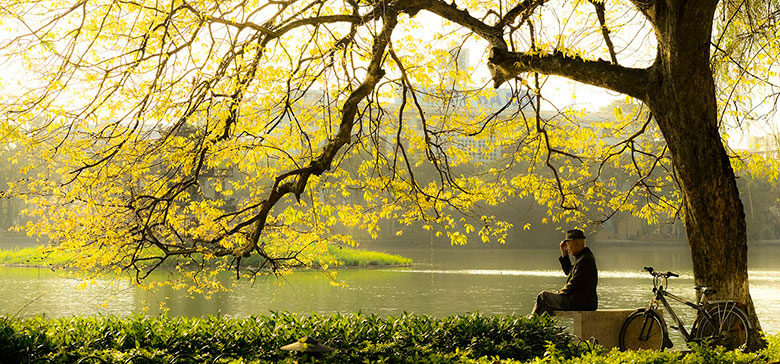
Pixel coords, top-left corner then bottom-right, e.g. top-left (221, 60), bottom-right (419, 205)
top-left (564, 229), bottom-right (587, 255)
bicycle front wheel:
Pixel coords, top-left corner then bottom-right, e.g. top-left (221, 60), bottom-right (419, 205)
top-left (693, 301), bottom-right (750, 350)
top-left (619, 309), bottom-right (668, 351)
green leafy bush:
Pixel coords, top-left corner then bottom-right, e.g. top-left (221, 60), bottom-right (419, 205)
top-left (0, 313), bottom-right (573, 363)
top-left (519, 336), bottom-right (780, 364)
top-left (6, 313), bottom-right (777, 363)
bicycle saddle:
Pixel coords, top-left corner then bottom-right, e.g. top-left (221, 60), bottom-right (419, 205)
top-left (694, 286), bottom-right (717, 295)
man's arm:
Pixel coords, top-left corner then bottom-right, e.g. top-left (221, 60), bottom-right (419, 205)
top-left (558, 240), bottom-right (572, 275)
top-left (559, 255), bottom-right (572, 276)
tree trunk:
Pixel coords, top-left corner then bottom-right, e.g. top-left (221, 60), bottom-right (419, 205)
top-left (646, 0), bottom-right (763, 348)
top-left (480, 0), bottom-right (763, 347)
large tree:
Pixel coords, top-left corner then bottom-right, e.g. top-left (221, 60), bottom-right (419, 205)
top-left (1, 0), bottom-right (777, 348)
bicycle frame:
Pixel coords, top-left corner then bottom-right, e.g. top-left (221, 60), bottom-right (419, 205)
top-left (627, 267), bottom-right (752, 351)
top-left (648, 272), bottom-right (730, 343)
top-left (651, 284), bottom-right (699, 341)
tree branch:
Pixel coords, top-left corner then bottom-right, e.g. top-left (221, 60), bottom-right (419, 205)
top-left (487, 47), bottom-right (649, 101)
top-left (400, 0), bottom-right (505, 48)
top-left (590, 0), bottom-right (618, 65)
top-left (495, 0), bottom-right (546, 29)
top-left (627, 0), bottom-right (656, 22)
top-left (235, 9), bottom-right (399, 258)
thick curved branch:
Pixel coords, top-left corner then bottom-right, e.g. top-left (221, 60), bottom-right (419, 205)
top-left (273, 14), bottom-right (362, 35)
top-left (183, 4), bottom-right (383, 39)
top-left (181, 4), bottom-right (280, 36)
top-left (400, 0), bottom-right (505, 48)
top-left (487, 47), bottom-right (649, 101)
top-left (235, 10), bottom-right (399, 258)
top-left (495, 0), bottom-right (546, 29)
top-left (628, 0), bottom-right (657, 22)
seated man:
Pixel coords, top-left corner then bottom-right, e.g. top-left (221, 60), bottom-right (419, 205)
top-left (531, 229), bottom-right (598, 315)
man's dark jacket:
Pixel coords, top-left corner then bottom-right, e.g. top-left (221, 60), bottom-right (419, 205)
top-left (558, 247), bottom-right (598, 310)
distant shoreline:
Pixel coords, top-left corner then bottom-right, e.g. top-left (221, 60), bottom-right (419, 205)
top-left (0, 244), bottom-right (413, 270)
top-left (590, 239), bottom-right (780, 247)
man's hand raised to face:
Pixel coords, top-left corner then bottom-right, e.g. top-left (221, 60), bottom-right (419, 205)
top-left (559, 240), bottom-right (569, 257)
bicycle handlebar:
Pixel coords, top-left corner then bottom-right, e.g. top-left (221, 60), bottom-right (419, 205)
top-left (643, 266), bottom-right (678, 278)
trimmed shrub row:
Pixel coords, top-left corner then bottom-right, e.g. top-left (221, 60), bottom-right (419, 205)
top-left (0, 312), bottom-right (575, 363)
top-left (5, 313), bottom-right (778, 363)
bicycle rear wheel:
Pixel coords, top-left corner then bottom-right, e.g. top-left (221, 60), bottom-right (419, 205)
top-left (693, 301), bottom-right (750, 350)
top-left (619, 309), bottom-right (668, 351)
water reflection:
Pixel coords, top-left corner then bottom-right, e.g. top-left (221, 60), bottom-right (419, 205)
top-left (1, 245), bottom-right (779, 344)
top-left (396, 269), bottom-right (698, 280)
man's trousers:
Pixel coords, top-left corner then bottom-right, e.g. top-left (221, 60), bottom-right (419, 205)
top-left (531, 290), bottom-right (569, 316)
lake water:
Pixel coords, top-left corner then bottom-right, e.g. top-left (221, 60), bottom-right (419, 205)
top-left (2, 242), bottom-right (780, 348)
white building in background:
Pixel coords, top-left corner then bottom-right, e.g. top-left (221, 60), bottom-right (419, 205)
top-left (745, 134), bottom-right (780, 160)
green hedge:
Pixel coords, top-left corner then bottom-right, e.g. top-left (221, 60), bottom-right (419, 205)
top-left (5, 313), bottom-right (777, 363)
top-left (520, 337), bottom-right (780, 364)
top-left (0, 313), bottom-right (575, 363)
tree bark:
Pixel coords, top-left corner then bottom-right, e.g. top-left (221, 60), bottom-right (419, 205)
top-left (645, 0), bottom-right (763, 348)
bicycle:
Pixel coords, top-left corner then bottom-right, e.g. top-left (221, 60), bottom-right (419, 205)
top-left (619, 266), bottom-right (751, 351)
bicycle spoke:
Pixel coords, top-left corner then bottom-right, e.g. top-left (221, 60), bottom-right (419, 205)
top-left (694, 302), bottom-right (749, 350)
top-left (641, 317), bottom-right (654, 340)
top-left (620, 310), bottom-right (666, 351)
top-left (720, 302), bottom-right (734, 332)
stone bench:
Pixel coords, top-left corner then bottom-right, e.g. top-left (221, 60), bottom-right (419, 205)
top-left (553, 309), bottom-right (638, 349)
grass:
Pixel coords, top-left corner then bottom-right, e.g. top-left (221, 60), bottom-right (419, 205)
top-left (0, 244), bottom-right (411, 268)
top-left (325, 245), bottom-right (411, 267)
top-left (0, 246), bottom-right (72, 267)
